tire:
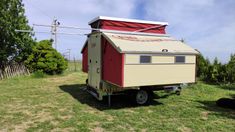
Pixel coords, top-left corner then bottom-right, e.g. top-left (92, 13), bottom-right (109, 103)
top-left (135, 90), bottom-right (152, 105)
top-left (175, 90), bottom-right (181, 95)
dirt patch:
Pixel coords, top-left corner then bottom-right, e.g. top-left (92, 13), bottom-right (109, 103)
top-left (141, 128), bottom-right (147, 132)
top-left (59, 114), bottom-right (72, 120)
top-left (33, 110), bottom-right (53, 123)
top-left (21, 110), bottom-right (34, 116)
top-left (179, 126), bottom-right (192, 132)
top-left (51, 127), bottom-right (75, 132)
top-left (12, 120), bottom-right (33, 132)
top-left (129, 127), bottom-right (135, 131)
top-left (106, 115), bottom-right (114, 121)
top-left (92, 126), bottom-right (104, 132)
top-left (201, 111), bottom-right (209, 120)
top-left (84, 107), bottom-right (106, 114)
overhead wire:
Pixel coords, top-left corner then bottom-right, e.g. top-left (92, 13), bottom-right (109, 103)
top-left (15, 29), bottom-right (87, 36)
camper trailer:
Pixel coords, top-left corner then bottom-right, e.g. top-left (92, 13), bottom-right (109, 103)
top-left (81, 16), bottom-right (199, 105)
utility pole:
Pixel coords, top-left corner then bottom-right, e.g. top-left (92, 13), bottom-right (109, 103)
top-left (67, 49), bottom-right (71, 61)
top-left (51, 18), bottom-right (60, 50)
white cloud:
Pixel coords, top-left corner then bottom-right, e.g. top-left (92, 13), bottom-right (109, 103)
top-left (145, 0), bottom-right (235, 62)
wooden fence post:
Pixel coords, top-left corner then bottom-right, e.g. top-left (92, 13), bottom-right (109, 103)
top-left (0, 63), bottom-right (30, 80)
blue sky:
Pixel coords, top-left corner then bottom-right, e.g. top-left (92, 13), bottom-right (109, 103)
top-left (22, 0), bottom-right (235, 63)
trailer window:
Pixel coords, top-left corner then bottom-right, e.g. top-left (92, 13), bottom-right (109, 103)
top-left (175, 56), bottom-right (185, 63)
top-left (140, 56), bottom-right (151, 63)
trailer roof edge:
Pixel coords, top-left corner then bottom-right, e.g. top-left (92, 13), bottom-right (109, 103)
top-left (88, 16), bottom-right (169, 25)
top-left (98, 29), bottom-right (170, 37)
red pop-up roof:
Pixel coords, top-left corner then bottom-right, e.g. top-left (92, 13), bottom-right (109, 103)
top-left (89, 16), bottom-right (168, 34)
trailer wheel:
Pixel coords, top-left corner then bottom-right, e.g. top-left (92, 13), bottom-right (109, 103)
top-left (135, 90), bottom-right (150, 105)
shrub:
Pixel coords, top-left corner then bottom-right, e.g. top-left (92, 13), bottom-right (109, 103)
top-left (32, 70), bottom-right (46, 78)
top-left (25, 40), bottom-right (68, 74)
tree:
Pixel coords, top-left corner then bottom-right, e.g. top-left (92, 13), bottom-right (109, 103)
top-left (204, 58), bottom-right (225, 83)
top-left (0, 0), bottom-right (35, 68)
top-left (227, 54), bottom-right (235, 83)
top-left (197, 52), bottom-right (235, 84)
top-left (196, 53), bottom-right (209, 78)
top-left (25, 40), bottom-right (68, 74)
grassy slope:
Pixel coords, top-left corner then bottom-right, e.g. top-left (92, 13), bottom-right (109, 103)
top-left (0, 64), bottom-right (234, 132)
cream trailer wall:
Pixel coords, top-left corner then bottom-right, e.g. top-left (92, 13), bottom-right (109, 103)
top-left (123, 54), bottom-right (196, 87)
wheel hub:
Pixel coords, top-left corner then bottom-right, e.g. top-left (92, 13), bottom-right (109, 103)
top-left (136, 90), bottom-right (148, 105)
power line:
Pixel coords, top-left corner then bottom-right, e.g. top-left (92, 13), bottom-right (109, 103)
top-left (16, 29), bottom-right (50, 34)
top-left (33, 24), bottom-right (99, 31)
top-left (15, 29), bottom-right (86, 36)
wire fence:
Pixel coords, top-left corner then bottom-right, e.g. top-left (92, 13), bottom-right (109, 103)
top-left (0, 63), bottom-right (30, 80)
top-left (67, 60), bottom-right (82, 72)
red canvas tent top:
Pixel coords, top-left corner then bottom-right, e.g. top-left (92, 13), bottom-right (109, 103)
top-left (88, 16), bottom-right (168, 34)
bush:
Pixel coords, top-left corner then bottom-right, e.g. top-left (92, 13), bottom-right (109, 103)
top-left (25, 40), bottom-right (68, 74)
top-left (32, 70), bottom-right (46, 78)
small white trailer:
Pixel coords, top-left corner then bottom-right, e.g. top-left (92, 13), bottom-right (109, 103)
top-left (81, 16), bottom-right (199, 105)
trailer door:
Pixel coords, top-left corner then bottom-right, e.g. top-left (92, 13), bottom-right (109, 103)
top-left (88, 34), bottom-right (101, 89)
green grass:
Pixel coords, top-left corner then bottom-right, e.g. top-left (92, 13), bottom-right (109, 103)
top-left (0, 63), bottom-right (235, 132)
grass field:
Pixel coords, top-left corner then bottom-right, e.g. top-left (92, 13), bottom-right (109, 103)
top-left (0, 63), bottom-right (235, 132)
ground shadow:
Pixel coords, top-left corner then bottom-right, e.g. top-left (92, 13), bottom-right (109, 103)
top-left (196, 84), bottom-right (235, 119)
top-left (197, 100), bottom-right (235, 120)
top-left (59, 84), bottom-right (164, 110)
top-left (230, 94), bottom-right (235, 99)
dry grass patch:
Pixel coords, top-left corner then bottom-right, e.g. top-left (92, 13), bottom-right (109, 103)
top-left (201, 111), bottom-right (209, 120)
top-left (92, 126), bottom-right (104, 132)
top-left (179, 126), bottom-right (193, 132)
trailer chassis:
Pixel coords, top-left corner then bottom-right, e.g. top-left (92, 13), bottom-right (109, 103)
top-left (85, 79), bottom-right (183, 106)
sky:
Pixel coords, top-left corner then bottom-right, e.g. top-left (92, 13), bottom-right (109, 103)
top-left (22, 0), bottom-right (235, 63)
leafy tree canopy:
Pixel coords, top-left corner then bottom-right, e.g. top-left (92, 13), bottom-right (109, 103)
top-left (0, 0), bottom-right (35, 67)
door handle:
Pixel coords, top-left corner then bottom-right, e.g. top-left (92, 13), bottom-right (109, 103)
top-left (97, 68), bottom-right (100, 73)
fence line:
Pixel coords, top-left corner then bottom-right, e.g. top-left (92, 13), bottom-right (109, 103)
top-left (67, 60), bottom-right (82, 72)
top-left (0, 64), bottom-right (30, 80)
